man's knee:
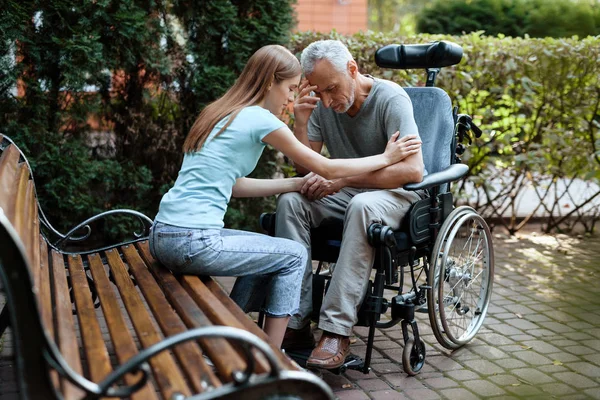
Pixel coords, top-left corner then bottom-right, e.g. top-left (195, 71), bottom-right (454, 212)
top-left (277, 191), bottom-right (306, 213)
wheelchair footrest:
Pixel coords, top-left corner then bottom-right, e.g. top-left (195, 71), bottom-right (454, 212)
top-left (285, 349), bottom-right (368, 375)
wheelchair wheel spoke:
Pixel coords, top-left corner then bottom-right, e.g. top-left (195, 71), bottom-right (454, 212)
top-left (429, 210), bottom-right (494, 348)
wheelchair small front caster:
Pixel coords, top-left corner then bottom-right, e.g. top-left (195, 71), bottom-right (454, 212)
top-left (402, 338), bottom-right (426, 376)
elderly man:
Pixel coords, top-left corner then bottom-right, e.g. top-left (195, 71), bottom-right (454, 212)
top-left (277, 39), bottom-right (426, 369)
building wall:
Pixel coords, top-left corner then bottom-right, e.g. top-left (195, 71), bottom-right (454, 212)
top-left (294, 0), bottom-right (368, 35)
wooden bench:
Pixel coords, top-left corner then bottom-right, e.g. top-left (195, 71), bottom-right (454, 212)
top-left (0, 135), bottom-right (334, 400)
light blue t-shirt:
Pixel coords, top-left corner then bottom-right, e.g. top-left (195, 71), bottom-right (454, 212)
top-left (155, 106), bottom-right (285, 229)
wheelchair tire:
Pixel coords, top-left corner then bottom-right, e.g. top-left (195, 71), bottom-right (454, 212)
top-left (428, 207), bottom-right (494, 349)
top-left (402, 338), bottom-right (426, 376)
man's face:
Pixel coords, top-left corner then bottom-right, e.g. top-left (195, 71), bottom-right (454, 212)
top-left (306, 59), bottom-right (355, 113)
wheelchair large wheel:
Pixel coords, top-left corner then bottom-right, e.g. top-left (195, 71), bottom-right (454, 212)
top-left (428, 207), bottom-right (494, 349)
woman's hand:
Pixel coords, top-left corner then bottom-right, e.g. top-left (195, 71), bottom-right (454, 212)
top-left (293, 80), bottom-right (320, 128)
top-left (298, 172), bottom-right (344, 201)
top-left (383, 133), bottom-right (422, 165)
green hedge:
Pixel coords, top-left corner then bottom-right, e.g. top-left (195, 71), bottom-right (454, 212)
top-left (289, 31), bottom-right (600, 233)
top-left (416, 0), bottom-right (600, 39)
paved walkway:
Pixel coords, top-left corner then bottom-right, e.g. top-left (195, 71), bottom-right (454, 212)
top-left (1, 231), bottom-right (600, 399)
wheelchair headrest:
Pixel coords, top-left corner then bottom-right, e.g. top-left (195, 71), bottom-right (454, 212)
top-left (375, 41), bottom-right (463, 70)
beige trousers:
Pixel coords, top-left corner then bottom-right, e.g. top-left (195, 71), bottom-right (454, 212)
top-left (275, 187), bottom-right (423, 336)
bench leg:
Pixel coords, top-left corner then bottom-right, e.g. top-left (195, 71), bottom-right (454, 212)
top-left (0, 305), bottom-right (9, 337)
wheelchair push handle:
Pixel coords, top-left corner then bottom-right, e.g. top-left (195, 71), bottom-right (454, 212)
top-left (375, 41), bottom-right (463, 70)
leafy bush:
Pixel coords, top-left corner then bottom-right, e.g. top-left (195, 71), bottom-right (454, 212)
top-left (290, 31), bottom-right (600, 233)
top-left (416, 0), bottom-right (599, 38)
top-left (0, 0), bottom-right (296, 237)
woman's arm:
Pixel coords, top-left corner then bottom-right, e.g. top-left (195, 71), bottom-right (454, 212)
top-left (232, 177), bottom-right (305, 198)
top-left (262, 126), bottom-right (420, 180)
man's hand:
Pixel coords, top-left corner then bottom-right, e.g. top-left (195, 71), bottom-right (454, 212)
top-left (299, 172), bottom-right (345, 201)
top-left (293, 80), bottom-right (320, 128)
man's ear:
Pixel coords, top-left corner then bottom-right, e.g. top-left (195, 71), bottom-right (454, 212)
top-left (347, 60), bottom-right (358, 78)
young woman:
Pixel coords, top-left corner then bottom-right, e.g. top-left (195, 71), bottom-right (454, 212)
top-left (149, 45), bottom-right (421, 348)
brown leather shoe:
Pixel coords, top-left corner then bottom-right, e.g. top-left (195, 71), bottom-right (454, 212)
top-left (281, 324), bottom-right (315, 350)
top-left (306, 331), bottom-right (350, 369)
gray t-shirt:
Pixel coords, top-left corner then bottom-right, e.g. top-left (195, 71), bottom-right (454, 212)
top-left (307, 77), bottom-right (422, 167)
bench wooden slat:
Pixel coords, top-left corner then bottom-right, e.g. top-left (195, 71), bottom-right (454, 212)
top-left (67, 255), bottom-right (113, 384)
top-left (134, 241), bottom-right (248, 383)
top-left (104, 248), bottom-right (192, 399)
top-left (178, 275), bottom-right (271, 374)
top-left (26, 180), bottom-right (40, 294)
top-left (120, 245), bottom-right (221, 392)
top-left (39, 237), bottom-right (61, 391)
top-left (12, 163), bottom-right (30, 243)
top-left (201, 277), bottom-right (300, 371)
top-left (0, 144), bottom-right (20, 226)
top-left (51, 250), bottom-right (86, 400)
top-left (87, 253), bottom-right (159, 400)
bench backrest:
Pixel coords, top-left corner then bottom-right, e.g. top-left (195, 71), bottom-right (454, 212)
top-left (0, 134), bottom-right (57, 398)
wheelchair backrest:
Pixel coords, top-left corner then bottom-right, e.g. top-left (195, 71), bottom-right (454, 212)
top-left (404, 87), bottom-right (455, 192)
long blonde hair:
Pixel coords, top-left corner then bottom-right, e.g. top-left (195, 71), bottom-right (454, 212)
top-left (183, 45), bottom-right (301, 153)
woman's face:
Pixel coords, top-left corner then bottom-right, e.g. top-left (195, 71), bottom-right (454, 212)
top-left (262, 74), bottom-right (301, 116)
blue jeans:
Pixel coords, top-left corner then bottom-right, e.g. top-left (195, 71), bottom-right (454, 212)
top-left (149, 222), bottom-right (307, 317)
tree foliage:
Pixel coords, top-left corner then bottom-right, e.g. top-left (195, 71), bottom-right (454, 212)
top-left (416, 0), bottom-right (600, 38)
top-left (0, 0), bottom-right (296, 237)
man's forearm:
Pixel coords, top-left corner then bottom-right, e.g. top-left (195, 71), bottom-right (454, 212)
top-left (293, 124), bottom-right (311, 148)
top-left (342, 161), bottom-right (423, 189)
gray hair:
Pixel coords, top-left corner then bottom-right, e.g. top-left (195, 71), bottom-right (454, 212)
top-left (300, 40), bottom-right (354, 76)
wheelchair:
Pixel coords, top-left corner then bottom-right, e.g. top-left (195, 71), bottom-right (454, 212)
top-left (260, 41), bottom-right (494, 376)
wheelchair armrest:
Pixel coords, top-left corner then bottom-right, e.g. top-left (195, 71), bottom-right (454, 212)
top-left (404, 164), bottom-right (468, 191)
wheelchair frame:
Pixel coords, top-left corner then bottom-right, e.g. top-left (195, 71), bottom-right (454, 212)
top-left (261, 41), bottom-right (494, 376)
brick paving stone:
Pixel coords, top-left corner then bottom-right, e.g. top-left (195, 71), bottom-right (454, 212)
top-left (537, 364), bottom-right (571, 374)
top-left (539, 382), bottom-right (578, 396)
top-left (462, 380), bottom-right (506, 396)
top-left (561, 394), bottom-right (597, 400)
top-left (582, 340), bottom-right (600, 351)
top-left (382, 374), bottom-right (426, 389)
top-left (504, 383), bottom-right (544, 397)
top-left (511, 367), bottom-right (555, 384)
top-left (565, 362), bottom-right (600, 378)
top-left (583, 387), bottom-right (600, 398)
top-left (463, 359), bottom-right (505, 375)
top-left (564, 345), bottom-right (599, 355)
top-left (549, 351), bottom-right (586, 363)
top-left (553, 371), bottom-right (598, 388)
top-left (367, 389), bottom-right (408, 399)
top-left (583, 354), bottom-right (600, 366)
top-left (334, 389), bottom-right (370, 399)
top-left (370, 363), bottom-right (403, 374)
top-left (526, 314), bottom-right (552, 322)
top-left (520, 340), bottom-right (562, 354)
top-left (355, 378), bottom-right (391, 391)
top-left (505, 318), bottom-right (541, 330)
top-left (403, 388), bottom-right (441, 400)
top-left (538, 321), bottom-right (576, 333)
top-left (564, 331), bottom-right (599, 341)
top-left (422, 377), bottom-right (459, 389)
top-left (478, 332), bottom-right (516, 346)
top-left (469, 345), bottom-right (509, 360)
top-left (425, 356), bottom-right (464, 371)
top-left (527, 328), bottom-right (560, 337)
top-left (439, 387), bottom-right (480, 400)
top-left (512, 350), bottom-right (553, 365)
top-left (446, 369), bottom-right (480, 381)
top-left (494, 358), bottom-right (528, 369)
